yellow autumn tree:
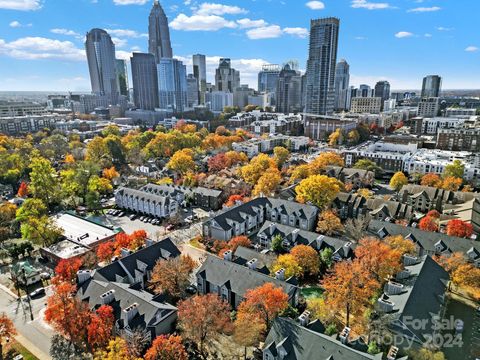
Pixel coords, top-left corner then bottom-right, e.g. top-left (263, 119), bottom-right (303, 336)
top-left (296, 175), bottom-right (342, 209)
top-left (389, 172), bottom-right (408, 192)
top-left (167, 149), bottom-right (196, 176)
top-left (253, 168), bottom-right (282, 196)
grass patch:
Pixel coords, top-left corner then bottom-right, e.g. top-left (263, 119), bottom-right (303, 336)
top-left (189, 237), bottom-right (205, 250)
top-left (301, 287), bottom-right (324, 299)
top-left (5, 339), bottom-right (39, 360)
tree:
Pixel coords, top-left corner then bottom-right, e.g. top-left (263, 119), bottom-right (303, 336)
top-left (144, 335), bottom-right (188, 360)
top-left (237, 283), bottom-right (288, 330)
top-left (418, 216), bottom-right (439, 232)
top-left (355, 238), bottom-right (403, 282)
top-left (17, 181), bottom-right (29, 197)
top-left (451, 263), bottom-right (480, 299)
top-left (443, 160), bottom-right (464, 179)
top-left (0, 202), bottom-right (17, 242)
top-left (328, 129), bottom-right (343, 146)
top-left (309, 152), bottom-right (344, 173)
top-left (167, 149), bottom-right (196, 176)
top-left (94, 337), bottom-right (132, 360)
top-left (344, 216), bottom-right (370, 242)
top-left (435, 252), bottom-right (467, 273)
top-left (50, 334), bottom-right (89, 360)
top-left (384, 235), bottom-right (416, 256)
top-left (234, 311), bottom-right (266, 359)
top-left (271, 254), bottom-right (302, 278)
top-left (102, 167), bottom-right (119, 181)
top-left (239, 153), bottom-right (276, 186)
top-left (97, 242), bottom-right (115, 264)
top-left (208, 153), bottom-right (229, 172)
top-left (421, 173), bottom-right (442, 187)
top-left (0, 313), bottom-right (16, 360)
top-left (87, 305), bottom-right (114, 350)
top-left (446, 219), bottom-right (473, 238)
top-left (291, 245), bottom-right (320, 277)
top-left (273, 146), bottom-right (289, 168)
top-left (410, 348), bottom-right (445, 360)
top-left (177, 294), bottom-right (232, 355)
top-left (389, 172), bottom-right (408, 192)
top-left (316, 210), bottom-right (344, 235)
top-left (347, 130), bottom-right (360, 144)
top-left (319, 248), bottom-right (334, 273)
top-left (224, 194), bottom-right (246, 207)
top-left (353, 159), bottom-right (381, 174)
top-left (295, 175), bottom-right (342, 209)
top-left (53, 258), bottom-right (83, 285)
top-left (426, 210), bottom-right (440, 218)
top-left (289, 164), bottom-right (311, 183)
top-left (124, 327), bottom-right (149, 359)
top-left (271, 234), bottom-right (284, 253)
top-left (252, 167), bottom-right (281, 196)
top-left (441, 176), bottom-right (463, 192)
top-left (322, 260), bottom-right (380, 327)
top-left (149, 255), bottom-right (197, 300)
top-left (29, 156), bottom-right (60, 206)
top-left (227, 236), bottom-right (252, 253)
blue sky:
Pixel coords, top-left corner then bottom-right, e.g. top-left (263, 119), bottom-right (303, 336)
top-left (0, 0), bottom-right (479, 91)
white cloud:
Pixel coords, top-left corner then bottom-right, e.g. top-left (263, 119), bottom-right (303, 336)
top-left (351, 0), bottom-right (392, 10)
top-left (355, 36), bottom-right (367, 40)
top-left (236, 18), bottom-right (268, 29)
top-left (115, 50), bottom-right (133, 60)
top-left (111, 37), bottom-right (127, 48)
top-left (170, 13), bottom-right (237, 31)
top-left (113, 0), bottom-right (148, 5)
top-left (246, 25), bottom-right (283, 39)
top-left (305, 1), bottom-right (325, 10)
top-left (283, 27), bottom-right (309, 38)
top-left (395, 31), bottom-right (414, 38)
top-left (436, 26), bottom-right (453, 31)
top-left (9, 21), bottom-right (21, 27)
top-left (465, 46), bottom-right (479, 52)
top-left (194, 3), bottom-right (247, 16)
top-left (50, 28), bottom-right (80, 37)
top-left (0, 36), bottom-right (85, 61)
top-left (0, 0), bottom-right (42, 11)
top-left (424, 33), bottom-right (432, 38)
top-left (407, 6), bottom-right (441, 13)
top-left (106, 29), bottom-right (147, 38)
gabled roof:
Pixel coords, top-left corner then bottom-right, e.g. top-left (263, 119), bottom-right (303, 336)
top-left (264, 318), bottom-right (383, 360)
top-left (233, 246), bottom-right (276, 272)
top-left (366, 199), bottom-right (413, 219)
top-left (197, 254), bottom-right (298, 298)
top-left (116, 187), bottom-right (173, 206)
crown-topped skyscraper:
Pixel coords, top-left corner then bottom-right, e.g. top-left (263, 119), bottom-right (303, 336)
top-left (148, 0), bottom-right (173, 63)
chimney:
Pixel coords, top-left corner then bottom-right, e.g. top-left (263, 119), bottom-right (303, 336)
top-left (120, 248), bottom-right (131, 258)
top-left (387, 346), bottom-right (399, 360)
top-left (384, 281), bottom-right (404, 295)
top-left (395, 269), bottom-right (411, 280)
top-left (77, 270), bottom-right (92, 285)
top-left (339, 326), bottom-right (351, 344)
top-left (403, 254), bottom-right (418, 266)
top-left (297, 310), bottom-right (311, 327)
top-left (343, 242), bottom-right (352, 256)
top-left (100, 289), bottom-right (115, 304)
top-left (145, 238), bottom-right (154, 247)
top-left (223, 250), bottom-right (233, 261)
top-left (269, 222), bottom-right (276, 233)
top-left (275, 268), bottom-right (285, 281)
top-left (291, 229), bottom-right (300, 243)
top-left (377, 294), bottom-right (395, 313)
top-left (123, 303), bottom-right (139, 323)
top-left (247, 258), bottom-right (257, 270)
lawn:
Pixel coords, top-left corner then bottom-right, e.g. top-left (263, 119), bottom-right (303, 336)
top-left (5, 340), bottom-right (39, 360)
top-left (301, 286), bottom-right (324, 299)
top-left (189, 237), bottom-right (205, 250)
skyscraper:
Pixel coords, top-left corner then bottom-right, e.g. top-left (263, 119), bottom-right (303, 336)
top-left (148, 0), bottom-right (173, 63)
top-left (258, 64), bottom-right (281, 93)
top-left (305, 18), bottom-right (340, 116)
top-left (359, 84), bottom-right (373, 97)
top-left (374, 80), bottom-right (390, 110)
top-left (187, 74), bottom-right (199, 109)
top-left (157, 58), bottom-right (187, 113)
top-left (131, 53), bottom-right (159, 110)
top-left (115, 59), bottom-right (129, 96)
top-left (215, 58), bottom-right (240, 93)
top-left (85, 28), bottom-right (119, 96)
top-left (334, 59), bottom-right (350, 111)
top-left (276, 64), bottom-right (303, 114)
top-left (192, 54), bottom-right (207, 104)
top-left (421, 75), bottom-right (442, 98)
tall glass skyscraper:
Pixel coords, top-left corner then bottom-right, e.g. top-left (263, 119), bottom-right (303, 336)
top-left (85, 28), bottom-right (119, 96)
top-left (305, 18), bottom-right (340, 116)
top-left (421, 75), bottom-right (442, 98)
top-left (334, 59), bottom-right (350, 111)
top-left (131, 53), bottom-right (159, 110)
top-left (193, 54), bottom-right (207, 104)
top-left (157, 58), bottom-right (187, 113)
top-left (258, 64), bottom-right (281, 93)
top-left (115, 59), bottom-right (129, 96)
top-left (276, 64), bottom-right (303, 114)
top-left (215, 58), bottom-right (240, 93)
top-left (149, 0), bottom-right (173, 63)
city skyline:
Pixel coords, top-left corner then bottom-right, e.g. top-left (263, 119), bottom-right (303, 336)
top-left (0, 0), bottom-right (479, 91)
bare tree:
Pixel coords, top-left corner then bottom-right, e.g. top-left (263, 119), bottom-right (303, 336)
top-left (344, 215), bottom-right (370, 243)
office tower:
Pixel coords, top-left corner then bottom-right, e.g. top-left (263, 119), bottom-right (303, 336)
top-left (187, 74), bottom-right (199, 109)
top-left (334, 59), bottom-right (350, 111)
top-left (258, 64), bottom-right (281, 93)
top-left (234, 85), bottom-right (254, 109)
top-left (192, 54), bottom-right (207, 104)
top-left (421, 75), bottom-right (442, 98)
top-left (148, 0), bottom-right (173, 63)
top-left (276, 64), bottom-right (303, 114)
top-left (215, 58), bottom-right (240, 93)
top-left (115, 59), bottom-right (129, 97)
top-left (206, 91), bottom-right (233, 112)
top-left (305, 18), bottom-right (340, 116)
top-left (359, 84), bottom-right (373, 97)
top-left (130, 53), bottom-right (159, 110)
top-left (374, 80), bottom-right (390, 110)
top-left (85, 28), bottom-right (119, 96)
top-left (157, 58), bottom-right (187, 113)
top-left (417, 97), bottom-right (440, 117)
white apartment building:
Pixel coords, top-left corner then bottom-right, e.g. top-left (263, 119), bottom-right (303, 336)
top-left (350, 97), bottom-right (382, 114)
top-left (417, 97), bottom-right (440, 117)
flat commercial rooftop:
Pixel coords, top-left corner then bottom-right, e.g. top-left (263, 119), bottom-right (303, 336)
top-left (43, 239), bottom-right (90, 260)
top-left (52, 213), bottom-right (116, 246)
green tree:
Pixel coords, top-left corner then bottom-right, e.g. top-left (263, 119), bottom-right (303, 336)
top-left (29, 156), bottom-right (60, 206)
top-left (443, 159), bottom-right (464, 179)
top-left (271, 234), bottom-right (284, 253)
top-left (353, 159), bottom-right (382, 175)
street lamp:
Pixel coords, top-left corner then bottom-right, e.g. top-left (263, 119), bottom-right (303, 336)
top-left (21, 268), bottom-right (34, 321)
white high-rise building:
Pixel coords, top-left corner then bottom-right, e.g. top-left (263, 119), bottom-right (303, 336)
top-left (334, 59), bottom-right (350, 111)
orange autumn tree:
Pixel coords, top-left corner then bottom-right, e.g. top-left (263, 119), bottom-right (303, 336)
top-left (144, 335), bottom-right (188, 360)
top-left (234, 311), bottom-right (266, 358)
top-left (291, 244), bottom-right (320, 277)
top-left (17, 181), bottom-right (29, 197)
top-left (446, 219), bottom-right (473, 238)
top-left (149, 255), bottom-right (197, 300)
top-left (87, 305), bottom-right (114, 350)
top-left (224, 194), bottom-right (247, 207)
top-left (97, 241), bottom-right (115, 263)
top-left (384, 235), bottom-right (416, 256)
top-left (420, 173), bottom-right (442, 187)
top-left (451, 264), bottom-right (480, 300)
top-left (435, 252), bottom-right (467, 273)
top-left (237, 283), bottom-right (289, 330)
top-left (355, 238), bottom-right (403, 282)
top-left (418, 215), bottom-right (439, 232)
top-left (52, 257), bottom-right (83, 285)
top-left (316, 210), bottom-right (344, 235)
top-left (441, 176), bottom-right (463, 192)
top-left (177, 294), bottom-right (231, 355)
top-left (102, 166), bottom-right (119, 180)
top-left (113, 230), bottom-right (147, 255)
top-left (218, 235), bottom-right (252, 257)
top-left (0, 313), bottom-right (16, 360)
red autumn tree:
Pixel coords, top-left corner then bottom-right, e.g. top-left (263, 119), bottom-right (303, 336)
top-left (426, 210), bottom-right (441, 219)
top-left (418, 216), bottom-right (439, 232)
top-left (224, 194), bottom-right (246, 207)
top-left (208, 153), bottom-right (229, 172)
top-left (446, 219), bottom-right (474, 238)
top-left (237, 283), bottom-right (289, 330)
top-left (87, 305), bottom-right (114, 350)
top-left (129, 230), bottom-right (147, 250)
top-left (218, 236), bottom-right (252, 257)
top-left (177, 294), bottom-right (232, 354)
top-left (17, 181), bottom-right (29, 197)
top-left (355, 238), bottom-right (403, 282)
top-left (97, 241), bottom-right (115, 263)
top-left (114, 232), bottom-right (131, 253)
top-left (0, 313), bottom-right (16, 360)
top-left (52, 257), bottom-right (83, 285)
top-left (144, 335), bottom-right (188, 360)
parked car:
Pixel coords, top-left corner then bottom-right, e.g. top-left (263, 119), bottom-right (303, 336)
top-left (13, 355), bottom-right (24, 360)
top-left (129, 214), bottom-right (137, 220)
top-left (29, 288), bottom-right (46, 298)
top-left (186, 285), bottom-right (197, 294)
top-left (139, 216), bottom-right (145, 222)
top-left (40, 272), bottom-right (51, 280)
top-left (118, 211), bottom-right (125, 217)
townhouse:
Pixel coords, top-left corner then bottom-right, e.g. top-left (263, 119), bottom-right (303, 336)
top-left (324, 166), bottom-right (375, 188)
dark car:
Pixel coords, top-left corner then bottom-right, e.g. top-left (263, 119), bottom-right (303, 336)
top-left (185, 285), bottom-right (197, 294)
top-left (29, 288), bottom-right (46, 298)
